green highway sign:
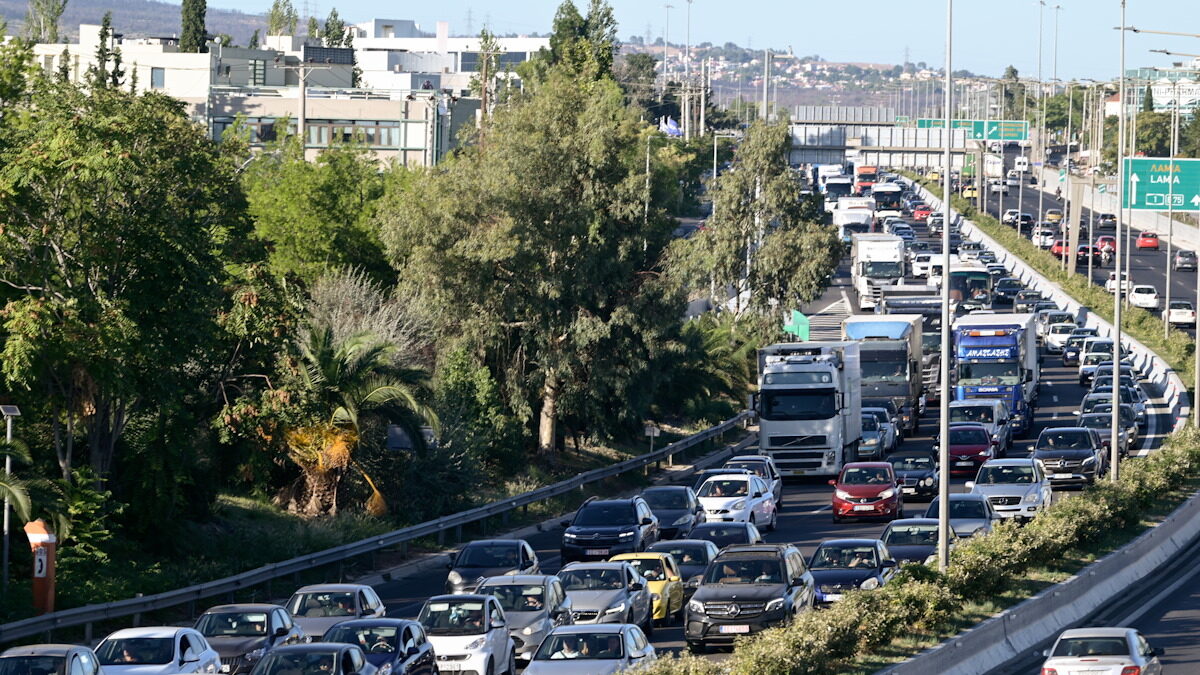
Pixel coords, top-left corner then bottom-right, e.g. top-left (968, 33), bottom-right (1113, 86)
top-left (1121, 157), bottom-right (1200, 211)
top-left (1059, 169), bottom-right (1067, 183)
top-left (916, 118), bottom-right (1029, 141)
top-left (783, 310), bottom-right (810, 340)
top-left (1098, 183), bottom-right (1108, 194)
top-left (895, 115), bottom-right (911, 124)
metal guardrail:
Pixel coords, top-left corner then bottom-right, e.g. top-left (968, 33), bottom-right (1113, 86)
top-left (0, 411), bottom-right (751, 644)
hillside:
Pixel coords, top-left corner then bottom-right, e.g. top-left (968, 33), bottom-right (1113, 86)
top-left (0, 0), bottom-right (265, 44)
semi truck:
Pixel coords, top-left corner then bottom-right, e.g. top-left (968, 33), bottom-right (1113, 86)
top-left (875, 292), bottom-right (949, 407)
top-left (853, 163), bottom-right (879, 195)
top-left (842, 314), bottom-right (925, 434)
top-left (851, 233), bottom-right (906, 310)
top-left (833, 196), bottom-right (877, 243)
top-left (952, 313), bottom-right (1040, 437)
top-left (755, 342), bottom-right (863, 478)
top-left (823, 176), bottom-right (855, 211)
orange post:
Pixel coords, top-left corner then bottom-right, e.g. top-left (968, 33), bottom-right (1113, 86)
top-left (24, 519), bottom-right (56, 614)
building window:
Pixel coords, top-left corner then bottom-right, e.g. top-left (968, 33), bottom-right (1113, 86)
top-left (42, 55), bottom-right (53, 73)
top-left (150, 67), bottom-right (165, 89)
top-left (249, 59), bottom-right (266, 86)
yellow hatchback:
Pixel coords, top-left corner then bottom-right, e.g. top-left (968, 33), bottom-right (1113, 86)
top-left (961, 184), bottom-right (978, 198)
top-left (610, 552), bottom-right (685, 625)
top-left (1046, 208), bottom-right (1064, 223)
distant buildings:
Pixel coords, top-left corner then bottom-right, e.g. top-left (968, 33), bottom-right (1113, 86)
top-left (1125, 59), bottom-right (1200, 118)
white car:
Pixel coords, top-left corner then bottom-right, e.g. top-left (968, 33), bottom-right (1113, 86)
top-left (1105, 272), bottom-right (1132, 294)
top-left (1043, 322), bottom-right (1078, 353)
top-left (1164, 299), bottom-right (1197, 327)
top-left (96, 627), bottom-right (221, 675)
top-left (695, 473), bottom-right (777, 530)
top-left (1041, 627), bottom-right (1163, 675)
top-left (1129, 285), bottom-right (1160, 310)
top-left (912, 253), bottom-right (934, 277)
top-left (724, 454), bottom-right (784, 507)
top-left (419, 594), bottom-right (517, 675)
top-left (1033, 228), bottom-right (1057, 249)
top-left (966, 459), bottom-right (1052, 521)
top-left (1001, 209), bottom-right (1020, 224)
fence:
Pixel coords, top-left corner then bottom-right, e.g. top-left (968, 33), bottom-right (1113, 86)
top-left (0, 411), bottom-right (751, 644)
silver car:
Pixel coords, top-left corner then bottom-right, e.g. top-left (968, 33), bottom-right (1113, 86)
top-left (1041, 627), bottom-right (1163, 675)
top-left (523, 624), bottom-right (655, 675)
top-left (557, 563), bottom-right (653, 633)
top-left (285, 584), bottom-right (386, 637)
top-left (475, 575), bottom-right (574, 662)
top-left (922, 494), bottom-right (1001, 538)
top-left (966, 459), bottom-right (1052, 521)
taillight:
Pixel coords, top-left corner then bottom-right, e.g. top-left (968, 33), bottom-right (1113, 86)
top-left (1119, 667), bottom-right (1141, 675)
top-left (1040, 669), bottom-right (1057, 675)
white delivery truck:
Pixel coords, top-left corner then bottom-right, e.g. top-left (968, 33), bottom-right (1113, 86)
top-left (851, 233), bottom-right (906, 310)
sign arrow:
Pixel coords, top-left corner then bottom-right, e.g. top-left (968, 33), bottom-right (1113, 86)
top-left (1192, 194), bottom-right (1200, 208)
top-left (1129, 173), bottom-right (1140, 205)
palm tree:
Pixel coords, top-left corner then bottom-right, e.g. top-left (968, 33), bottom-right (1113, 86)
top-left (287, 323), bottom-right (438, 516)
top-left (0, 439), bottom-right (33, 525)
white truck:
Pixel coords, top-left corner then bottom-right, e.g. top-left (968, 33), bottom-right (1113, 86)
top-left (755, 342), bottom-right (863, 478)
top-left (871, 182), bottom-right (904, 221)
top-left (851, 233), bottom-right (906, 310)
top-left (823, 175), bottom-right (855, 211)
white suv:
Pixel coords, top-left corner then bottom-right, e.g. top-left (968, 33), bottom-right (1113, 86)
top-left (966, 458), bottom-right (1052, 521)
top-left (1044, 322), bottom-right (1077, 353)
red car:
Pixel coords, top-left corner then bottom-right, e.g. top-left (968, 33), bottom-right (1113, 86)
top-left (1095, 236), bottom-right (1116, 254)
top-left (913, 205), bottom-right (933, 222)
top-left (944, 422), bottom-right (997, 476)
top-left (1136, 231), bottom-right (1160, 250)
top-left (829, 462), bottom-right (904, 523)
top-left (1049, 240), bottom-right (1068, 258)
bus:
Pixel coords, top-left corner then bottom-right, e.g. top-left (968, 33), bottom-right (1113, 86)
top-left (949, 263), bottom-right (994, 312)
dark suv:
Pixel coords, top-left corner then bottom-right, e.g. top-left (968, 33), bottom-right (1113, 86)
top-left (560, 497), bottom-right (659, 564)
top-left (684, 544), bottom-right (814, 653)
top-left (1032, 427), bottom-right (1107, 488)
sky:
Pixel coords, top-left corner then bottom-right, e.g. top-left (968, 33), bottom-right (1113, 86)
top-left (201, 0), bottom-right (1200, 81)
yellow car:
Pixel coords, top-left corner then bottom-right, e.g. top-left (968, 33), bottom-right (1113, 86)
top-left (1046, 208), bottom-right (1064, 223)
top-left (610, 552), bottom-right (685, 625)
top-left (927, 170), bottom-right (942, 182)
top-left (962, 185), bottom-right (978, 198)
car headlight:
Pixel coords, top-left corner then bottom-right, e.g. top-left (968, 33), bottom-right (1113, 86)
top-left (604, 602), bottom-right (627, 615)
top-left (673, 514), bottom-right (694, 527)
top-left (465, 637), bottom-right (487, 650)
top-left (522, 619), bottom-right (550, 636)
top-left (1082, 456), bottom-right (1096, 464)
top-left (922, 477), bottom-right (934, 487)
top-left (977, 450), bottom-right (991, 458)
top-left (1023, 492), bottom-right (1039, 503)
top-left (764, 598), bottom-right (785, 612)
top-left (447, 570), bottom-right (463, 585)
top-left (835, 489), bottom-right (851, 500)
top-left (618, 531), bottom-right (637, 541)
top-left (730, 500), bottom-right (746, 511)
top-left (863, 437), bottom-right (879, 446)
top-left (688, 599), bottom-right (704, 614)
top-left (376, 665), bottom-right (392, 675)
top-left (860, 577), bottom-right (881, 590)
top-left (244, 649), bottom-right (265, 662)
top-left (563, 532), bottom-right (577, 540)
top-left (878, 489), bottom-right (895, 499)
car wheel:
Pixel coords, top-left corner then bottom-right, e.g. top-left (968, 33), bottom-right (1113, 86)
top-left (507, 649), bottom-right (516, 675)
top-left (766, 509), bottom-right (778, 532)
top-left (832, 513), bottom-right (842, 524)
top-left (484, 657), bottom-right (493, 675)
top-left (643, 607), bottom-right (655, 638)
top-left (687, 642), bottom-right (708, 655)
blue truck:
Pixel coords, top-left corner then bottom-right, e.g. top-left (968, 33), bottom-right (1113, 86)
top-left (951, 313), bottom-right (1040, 437)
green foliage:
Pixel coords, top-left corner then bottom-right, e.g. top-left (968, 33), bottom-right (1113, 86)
top-left (434, 348), bottom-right (525, 476)
top-left (241, 139), bottom-right (390, 283)
top-left (518, 0), bottom-right (619, 86)
top-left (1142, 85), bottom-right (1155, 113)
top-left (23, 0), bottom-right (67, 43)
top-left (0, 21), bottom-right (34, 111)
top-left (180, 0), bottom-right (208, 53)
top-left (266, 0), bottom-right (299, 36)
top-left (322, 8), bottom-right (351, 48)
top-left (652, 313), bottom-right (758, 423)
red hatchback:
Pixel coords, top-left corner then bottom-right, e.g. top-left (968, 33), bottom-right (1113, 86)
top-left (1095, 236), bottom-right (1116, 254)
top-left (1136, 231), bottom-right (1160, 250)
top-left (1049, 240), bottom-right (1068, 258)
top-left (944, 422), bottom-right (997, 476)
top-left (913, 205), bottom-right (933, 222)
top-left (829, 462), bottom-right (904, 523)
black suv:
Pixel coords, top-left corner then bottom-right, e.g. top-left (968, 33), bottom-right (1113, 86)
top-left (684, 544), bottom-right (814, 653)
top-left (1033, 427), bottom-right (1107, 488)
top-left (560, 497), bottom-right (659, 564)
top-left (993, 277), bottom-right (1024, 305)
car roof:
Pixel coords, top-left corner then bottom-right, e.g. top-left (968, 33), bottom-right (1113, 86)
top-left (269, 644), bottom-right (354, 654)
top-left (886, 518), bottom-right (939, 527)
top-left (981, 458), bottom-right (1038, 467)
top-left (1057, 627), bottom-right (1132, 639)
top-left (692, 522), bottom-right (749, 530)
top-left (0, 646), bottom-right (80, 658)
top-left (559, 562), bottom-right (629, 571)
top-left (949, 422), bottom-right (989, 429)
top-left (648, 539), bottom-right (715, 549)
top-left (203, 603), bottom-right (286, 614)
top-left (699, 473), bottom-right (753, 482)
top-left (815, 538), bottom-right (882, 547)
top-left (294, 584), bottom-right (373, 593)
top-left (728, 455), bottom-right (772, 463)
top-left (320, 618), bottom-right (419, 629)
top-left (610, 552), bottom-right (674, 562)
top-left (427, 593), bottom-right (494, 602)
top-left (932, 493), bottom-right (988, 502)
top-left (642, 485), bottom-right (690, 493)
top-left (548, 624), bottom-right (627, 635)
top-left (949, 399), bottom-right (1002, 407)
top-left (1131, 285), bottom-right (1155, 291)
top-left (842, 462), bottom-right (891, 469)
top-left (888, 450), bottom-right (935, 459)
top-left (1040, 426), bottom-right (1091, 434)
top-left (476, 575), bottom-right (555, 586)
top-left (461, 539), bottom-right (524, 548)
top-left (103, 627), bottom-right (186, 640)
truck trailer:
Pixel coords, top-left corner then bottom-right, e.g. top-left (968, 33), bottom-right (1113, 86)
top-left (952, 313), bottom-right (1040, 436)
top-left (851, 233), bottom-right (906, 310)
top-left (842, 314), bottom-right (925, 434)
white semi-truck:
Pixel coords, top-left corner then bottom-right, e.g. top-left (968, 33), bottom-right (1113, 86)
top-left (833, 196), bottom-right (877, 244)
top-left (851, 233), bottom-right (906, 310)
top-left (755, 342), bottom-right (863, 478)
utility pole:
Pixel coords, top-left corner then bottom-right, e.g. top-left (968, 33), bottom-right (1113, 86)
top-left (699, 58), bottom-right (707, 135)
top-left (1113, 0), bottom-right (1127, 477)
top-left (276, 58), bottom-right (334, 155)
top-left (761, 49), bottom-right (770, 121)
top-left (1, 405), bottom-right (18, 595)
top-left (938, 0), bottom-right (954, 574)
top-left (1165, 75), bottom-right (1179, 338)
top-left (663, 4), bottom-right (672, 98)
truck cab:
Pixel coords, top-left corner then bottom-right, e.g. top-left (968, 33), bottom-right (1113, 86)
top-left (951, 314), bottom-right (1040, 437)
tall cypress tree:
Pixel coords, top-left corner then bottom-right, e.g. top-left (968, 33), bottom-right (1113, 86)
top-left (180, 0), bottom-right (208, 53)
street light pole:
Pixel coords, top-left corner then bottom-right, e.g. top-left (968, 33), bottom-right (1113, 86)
top-left (1037, 1), bottom-right (1047, 227)
top-left (1, 404), bottom-right (19, 596)
top-left (938, 0), bottom-right (954, 574)
top-left (1164, 74), bottom-right (1180, 339)
top-left (1112, 0), bottom-right (1127, 480)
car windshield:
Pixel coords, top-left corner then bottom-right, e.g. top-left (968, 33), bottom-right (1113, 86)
top-left (725, 462), bottom-right (768, 479)
top-left (996, 279), bottom-right (1021, 290)
top-left (1080, 415), bottom-right (1116, 430)
top-left (1051, 637), bottom-right (1131, 657)
top-left (574, 504), bottom-right (636, 527)
top-left (860, 360), bottom-right (910, 383)
top-left (477, 584), bottom-right (546, 613)
top-left (811, 545), bottom-right (879, 569)
top-left (96, 638), bottom-right (175, 666)
top-left (533, 633), bottom-right (625, 661)
top-left (1038, 431), bottom-right (1092, 450)
top-left (456, 543), bottom-right (520, 568)
top-left (975, 465), bottom-right (1034, 484)
top-left (949, 406), bottom-right (993, 424)
top-left (197, 611), bottom-right (270, 637)
top-left (704, 558), bottom-right (784, 584)
top-left (252, 653), bottom-right (339, 675)
top-left (698, 479), bottom-right (749, 498)
top-left (865, 410), bottom-right (890, 426)
top-left (642, 489), bottom-right (689, 510)
top-left (324, 625), bottom-right (399, 654)
top-left (623, 558), bottom-right (667, 582)
top-left (949, 427), bottom-right (989, 445)
top-left (760, 390), bottom-right (838, 421)
top-left (558, 568), bottom-right (625, 591)
top-left (883, 524), bottom-right (938, 547)
top-left (1083, 353), bottom-right (1107, 366)
top-left (888, 455), bottom-right (933, 471)
top-left (957, 362), bottom-right (1020, 386)
top-left (926, 500), bottom-right (988, 519)
top-left (418, 600), bottom-right (488, 635)
top-left (1050, 324), bottom-right (1075, 335)
top-left (0, 657), bottom-right (66, 675)
top-left (1170, 301), bottom-right (1193, 310)
top-left (1066, 336), bottom-right (1088, 348)
top-left (861, 416), bottom-right (880, 432)
top-left (649, 544), bottom-right (710, 567)
top-left (691, 526), bottom-right (751, 547)
top-left (288, 592), bottom-right (356, 618)
top-left (840, 467), bottom-right (891, 485)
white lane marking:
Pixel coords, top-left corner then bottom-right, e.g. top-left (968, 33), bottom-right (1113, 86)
top-left (1051, 395), bottom-right (1059, 403)
top-left (809, 505), bottom-right (831, 514)
top-left (1116, 544), bottom-right (1200, 626)
top-left (1135, 400), bottom-right (1161, 458)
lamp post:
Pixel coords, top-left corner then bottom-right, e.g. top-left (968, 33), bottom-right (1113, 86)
top-left (1112, 0), bottom-right (1127, 480)
top-left (938, 0), bottom-right (954, 574)
top-left (1, 404), bottom-right (20, 595)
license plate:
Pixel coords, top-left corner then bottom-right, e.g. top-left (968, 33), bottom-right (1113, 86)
top-left (586, 548), bottom-right (609, 556)
top-left (955, 461), bottom-right (974, 466)
top-left (902, 487), bottom-right (916, 494)
top-left (1052, 473), bottom-right (1072, 480)
top-left (718, 625), bottom-right (751, 634)
top-left (853, 505), bottom-right (875, 512)
top-left (824, 593), bottom-right (843, 601)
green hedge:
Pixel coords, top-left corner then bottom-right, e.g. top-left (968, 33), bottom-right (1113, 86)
top-left (638, 428), bottom-right (1200, 675)
top-left (906, 173), bottom-right (1195, 383)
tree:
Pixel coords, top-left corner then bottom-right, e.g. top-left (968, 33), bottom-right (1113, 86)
top-left (86, 12), bottom-right (116, 90)
top-left (0, 81), bottom-right (240, 481)
top-left (248, 29), bottom-right (261, 49)
top-left (306, 16), bottom-right (320, 42)
top-left (266, 0), bottom-right (298, 36)
top-left (1142, 85), bottom-right (1155, 113)
top-left (518, 0), bottom-right (619, 85)
top-left (613, 52), bottom-right (658, 109)
top-left (322, 8), bottom-right (350, 48)
top-left (180, 0), bottom-right (208, 53)
top-left (0, 18), bottom-right (35, 110)
top-left (470, 28), bottom-right (503, 116)
top-left (23, 0), bottom-right (67, 43)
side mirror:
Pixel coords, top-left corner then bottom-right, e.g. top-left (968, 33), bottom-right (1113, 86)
top-left (446, 561), bottom-right (454, 570)
top-left (1041, 649), bottom-right (1050, 658)
top-left (274, 627), bottom-right (288, 638)
top-left (181, 650), bottom-right (199, 665)
top-left (1071, 411), bottom-right (1081, 416)
top-left (827, 479), bottom-right (837, 486)
top-left (493, 619), bottom-right (505, 629)
top-left (752, 492), bottom-right (763, 499)
top-left (560, 520), bottom-right (571, 528)
top-left (630, 582), bottom-right (644, 591)
top-left (405, 646), bottom-right (420, 658)
top-left (1154, 647), bottom-right (1166, 656)
top-left (641, 517), bottom-right (654, 526)
top-left (964, 481), bottom-right (975, 490)
top-left (668, 575), bottom-right (681, 583)
top-left (882, 559), bottom-right (897, 568)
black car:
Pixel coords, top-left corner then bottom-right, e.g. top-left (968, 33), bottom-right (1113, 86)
top-left (1097, 213), bottom-right (1117, 230)
top-left (808, 539), bottom-right (896, 605)
top-left (1013, 290), bottom-right (1043, 312)
top-left (195, 604), bottom-right (306, 675)
top-left (688, 522), bottom-right (763, 549)
top-left (321, 620), bottom-right (436, 675)
top-left (445, 539), bottom-right (540, 594)
top-left (647, 539), bottom-right (722, 599)
top-left (993, 277), bottom-right (1024, 305)
top-left (560, 497), bottom-right (659, 563)
top-left (1032, 427), bottom-right (1107, 488)
top-left (640, 486), bottom-right (705, 539)
top-left (684, 544), bottom-right (815, 653)
top-left (249, 644), bottom-right (375, 675)
top-left (881, 518), bottom-right (956, 565)
top-left (948, 232), bottom-right (963, 253)
top-left (886, 451), bottom-right (939, 500)
top-left (0, 645), bottom-right (102, 675)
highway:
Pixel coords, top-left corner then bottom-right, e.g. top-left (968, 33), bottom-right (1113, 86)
top-left (367, 207), bottom-right (1171, 663)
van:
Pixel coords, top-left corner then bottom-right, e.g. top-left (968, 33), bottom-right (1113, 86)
top-left (1014, 156), bottom-right (1030, 172)
top-left (1006, 170), bottom-right (1021, 187)
top-left (1105, 272), bottom-right (1131, 294)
